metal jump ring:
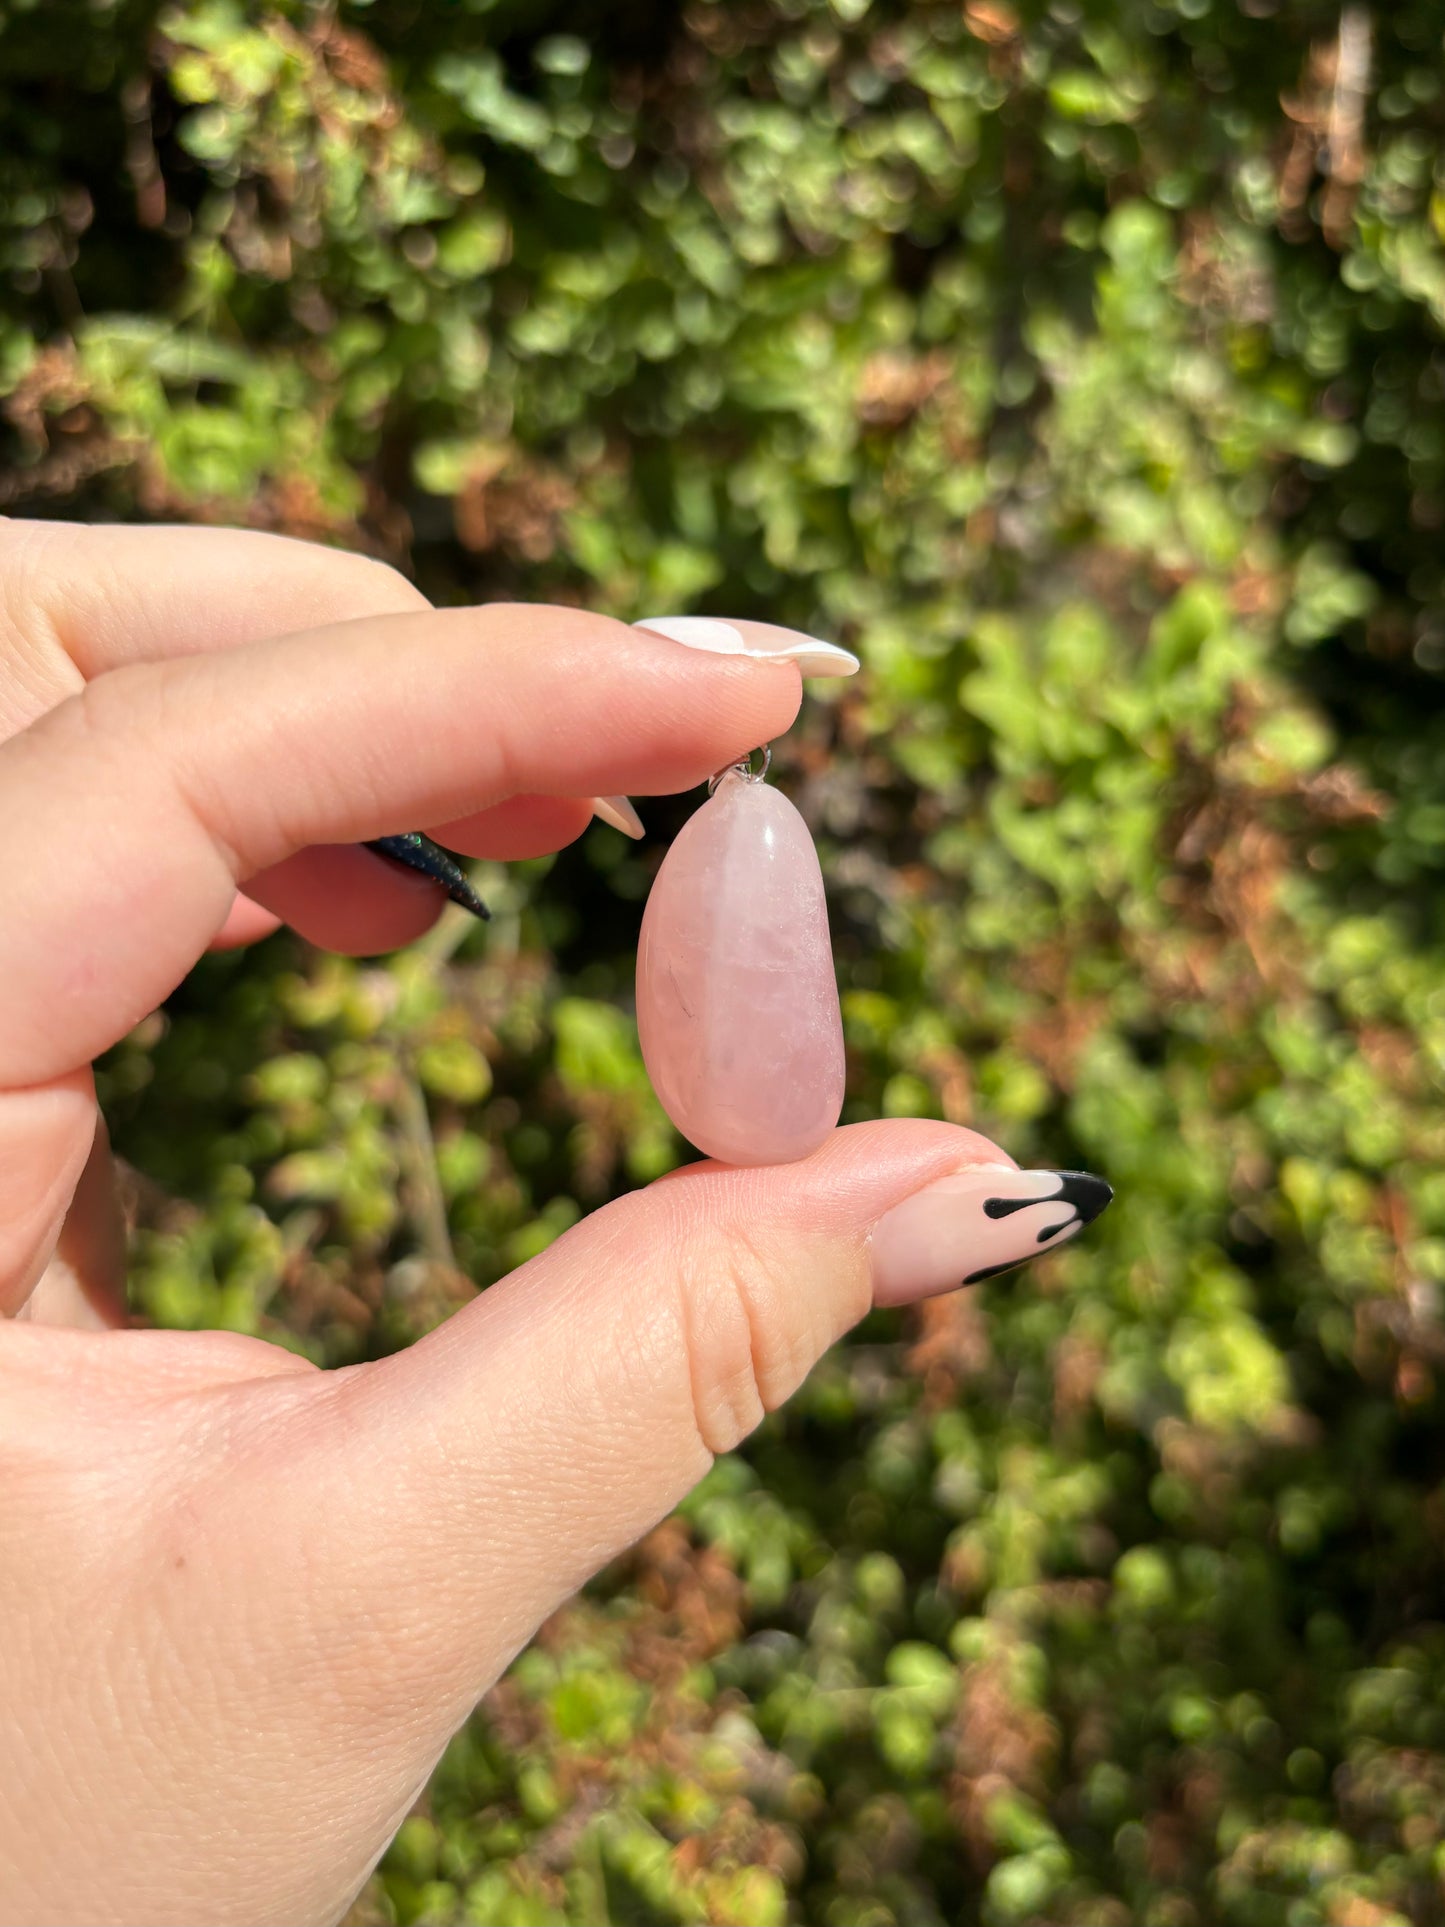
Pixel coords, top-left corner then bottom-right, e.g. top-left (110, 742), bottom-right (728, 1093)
top-left (708, 743), bottom-right (772, 795)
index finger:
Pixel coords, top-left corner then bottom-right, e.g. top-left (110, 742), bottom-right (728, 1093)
top-left (0, 603), bottom-right (800, 1088)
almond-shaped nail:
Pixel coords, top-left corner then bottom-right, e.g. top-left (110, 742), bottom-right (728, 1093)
top-left (366, 833), bottom-right (490, 920)
top-left (869, 1166), bottom-right (1113, 1308)
top-left (591, 795), bottom-right (645, 838)
top-left (634, 614), bottom-right (860, 679)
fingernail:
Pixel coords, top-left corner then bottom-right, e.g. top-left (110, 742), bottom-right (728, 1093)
top-left (634, 614), bottom-right (860, 679)
top-left (592, 794), bottom-right (645, 839)
top-left (869, 1166), bottom-right (1113, 1308)
top-left (366, 833), bottom-right (491, 921)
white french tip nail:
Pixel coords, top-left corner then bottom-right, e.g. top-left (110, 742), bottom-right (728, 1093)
top-left (780, 642), bottom-right (862, 678)
top-left (634, 615), bottom-right (860, 679)
top-left (635, 614), bottom-right (748, 653)
top-left (591, 795), bottom-right (645, 839)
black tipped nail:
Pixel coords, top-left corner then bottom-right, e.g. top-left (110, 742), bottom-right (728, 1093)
top-left (1053, 1170), bottom-right (1113, 1224)
top-left (983, 1168), bottom-right (1112, 1227)
top-left (366, 833), bottom-right (491, 921)
top-left (872, 1165), bottom-right (1114, 1309)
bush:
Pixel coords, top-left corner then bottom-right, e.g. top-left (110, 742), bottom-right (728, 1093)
top-left (9, 0), bottom-right (1445, 1919)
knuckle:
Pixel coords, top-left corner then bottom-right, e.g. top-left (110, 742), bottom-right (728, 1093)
top-left (62, 661), bottom-right (260, 877)
top-left (675, 1214), bottom-right (824, 1459)
top-left (68, 658), bottom-right (190, 790)
top-left (0, 521), bottom-right (78, 695)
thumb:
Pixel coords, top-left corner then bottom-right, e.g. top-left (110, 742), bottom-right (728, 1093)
top-left (301, 1121), bottom-right (1112, 1723)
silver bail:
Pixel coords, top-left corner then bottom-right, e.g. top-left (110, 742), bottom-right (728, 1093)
top-left (707, 743), bottom-right (772, 795)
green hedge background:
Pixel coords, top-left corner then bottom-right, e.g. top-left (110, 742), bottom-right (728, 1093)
top-left (8, 0), bottom-right (1445, 1920)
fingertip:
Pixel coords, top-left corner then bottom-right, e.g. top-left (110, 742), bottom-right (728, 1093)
top-left (247, 845), bottom-right (447, 954)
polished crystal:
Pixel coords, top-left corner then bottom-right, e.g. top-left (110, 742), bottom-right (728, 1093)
top-left (636, 772), bottom-right (845, 1166)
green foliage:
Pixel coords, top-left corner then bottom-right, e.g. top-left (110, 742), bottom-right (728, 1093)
top-left (10, 0), bottom-right (1445, 1918)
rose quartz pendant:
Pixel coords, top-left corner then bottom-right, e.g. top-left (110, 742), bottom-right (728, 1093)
top-left (637, 768), bottom-right (845, 1166)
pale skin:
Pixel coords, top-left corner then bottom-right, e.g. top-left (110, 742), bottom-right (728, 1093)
top-left (0, 520), bottom-right (1017, 1926)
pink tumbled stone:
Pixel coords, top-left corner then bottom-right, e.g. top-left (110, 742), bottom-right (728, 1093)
top-left (637, 772), bottom-right (845, 1166)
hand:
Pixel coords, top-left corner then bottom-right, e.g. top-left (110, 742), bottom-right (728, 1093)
top-left (0, 520), bottom-right (1108, 1925)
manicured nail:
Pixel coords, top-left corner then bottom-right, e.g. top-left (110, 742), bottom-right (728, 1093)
top-left (592, 795), bottom-right (645, 839)
top-left (634, 614), bottom-right (860, 679)
top-left (366, 833), bottom-right (491, 921)
top-left (869, 1166), bottom-right (1112, 1308)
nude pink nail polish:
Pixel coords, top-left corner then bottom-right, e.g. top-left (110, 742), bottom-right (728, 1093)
top-left (868, 1166), bottom-right (1113, 1308)
top-left (632, 615), bottom-right (860, 679)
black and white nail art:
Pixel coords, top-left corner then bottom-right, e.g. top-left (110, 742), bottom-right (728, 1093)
top-left (870, 1164), bottom-right (1114, 1308)
top-left (967, 1169), bottom-right (1115, 1282)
